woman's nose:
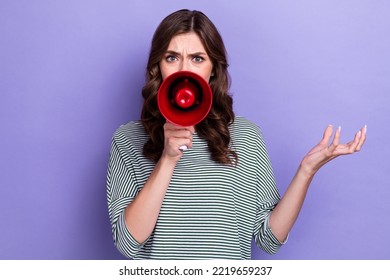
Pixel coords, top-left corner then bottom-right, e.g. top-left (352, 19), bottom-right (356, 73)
top-left (179, 61), bottom-right (190, 71)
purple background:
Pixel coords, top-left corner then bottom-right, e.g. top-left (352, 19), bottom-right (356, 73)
top-left (1, 0), bottom-right (389, 260)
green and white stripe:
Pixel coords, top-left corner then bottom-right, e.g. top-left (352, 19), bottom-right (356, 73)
top-left (106, 116), bottom-right (284, 259)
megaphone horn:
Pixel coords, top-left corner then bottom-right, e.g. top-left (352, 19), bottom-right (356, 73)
top-left (157, 71), bottom-right (213, 127)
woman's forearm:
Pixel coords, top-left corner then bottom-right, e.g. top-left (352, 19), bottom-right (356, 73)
top-left (124, 156), bottom-right (176, 243)
top-left (269, 164), bottom-right (315, 242)
top-left (269, 125), bottom-right (366, 242)
top-left (124, 123), bottom-right (194, 243)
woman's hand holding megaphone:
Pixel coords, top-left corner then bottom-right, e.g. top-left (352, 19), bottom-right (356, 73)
top-left (162, 122), bottom-right (195, 162)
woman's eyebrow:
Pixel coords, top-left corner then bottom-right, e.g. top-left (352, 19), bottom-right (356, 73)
top-left (190, 52), bottom-right (207, 56)
top-left (164, 50), bottom-right (181, 56)
top-left (164, 50), bottom-right (207, 56)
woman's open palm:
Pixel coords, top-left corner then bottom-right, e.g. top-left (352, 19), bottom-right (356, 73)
top-left (302, 125), bottom-right (367, 175)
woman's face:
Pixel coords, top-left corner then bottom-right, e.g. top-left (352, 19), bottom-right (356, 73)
top-left (159, 32), bottom-right (214, 82)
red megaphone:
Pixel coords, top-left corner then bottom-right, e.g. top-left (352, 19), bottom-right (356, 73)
top-left (157, 71), bottom-right (212, 127)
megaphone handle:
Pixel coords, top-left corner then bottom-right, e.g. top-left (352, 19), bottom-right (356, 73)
top-left (179, 145), bottom-right (188, 151)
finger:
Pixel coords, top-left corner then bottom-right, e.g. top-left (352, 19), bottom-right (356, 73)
top-left (341, 126), bottom-right (365, 154)
top-left (346, 129), bottom-right (362, 153)
top-left (320, 125), bottom-right (334, 146)
top-left (165, 129), bottom-right (193, 139)
top-left (166, 136), bottom-right (193, 152)
top-left (333, 126), bottom-right (341, 145)
top-left (355, 125), bottom-right (367, 151)
top-left (182, 138), bottom-right (193, 149)
top-left (164, 122), bottom-right (184, 131)
top-left (174, 137), bottom-right (193, 150)
top-left (328, 126), bottom-right (341, 152)
top-left (179, 145), bottom-right (188, 151)
top-left (164, 122), bottom-right (195, 134)
top-left (186, 126), bottom-right (196, 134)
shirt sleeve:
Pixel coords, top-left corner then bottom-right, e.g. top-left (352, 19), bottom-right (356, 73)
top-left (252, 126), bottom-right (287, 254)
top-left (106, 131), bottom-right (148, 259)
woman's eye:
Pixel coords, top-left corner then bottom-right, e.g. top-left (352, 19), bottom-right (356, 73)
top-left (193, 56), bottom-right (204, 63)
top-left (166, 55), bottom-right (177, 62)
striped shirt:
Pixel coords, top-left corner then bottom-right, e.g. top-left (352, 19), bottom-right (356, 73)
top-left (106, 116), bottom-right (285, 259)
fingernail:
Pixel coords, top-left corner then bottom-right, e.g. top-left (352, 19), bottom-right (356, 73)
top-left (179, 145), bottom-right (188, 151)
top-left (338, 126), bottom-right (341, 132)
top-left (364, 125), bottom-right (367, 133)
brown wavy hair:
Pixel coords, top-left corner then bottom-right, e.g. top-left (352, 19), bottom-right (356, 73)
top-left (141, 9), bottom-right (237, 165)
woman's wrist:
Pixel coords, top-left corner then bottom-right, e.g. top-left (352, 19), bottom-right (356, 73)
top-left (159, 153), bottom-right (179, 169)
top-left (298, 159), bottom-right (317, 179)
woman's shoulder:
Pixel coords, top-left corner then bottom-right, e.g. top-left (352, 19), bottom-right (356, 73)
top-left (231, 116), bottom-right (263, 137)
top-left (112, 120), bottom-right (147, 147)
top-left (231, 116), bottom-right (269, 155)
top-left (113, 120), bottom-right (144, 136)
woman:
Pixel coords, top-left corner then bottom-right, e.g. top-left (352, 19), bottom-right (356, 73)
top-left (106, 9), bottom-right (366, 260)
